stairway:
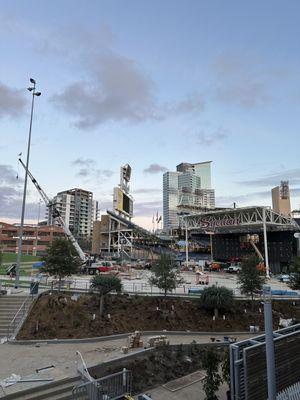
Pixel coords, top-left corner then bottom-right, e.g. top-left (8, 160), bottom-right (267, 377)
top-left (3, 376), bottom-right (83, 400)
top-left (0, 295), bottom-right (29, 338)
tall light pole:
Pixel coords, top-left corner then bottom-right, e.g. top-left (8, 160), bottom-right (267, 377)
top-left (15, 79), bottom-right (41, 288)
top-left (185, 223), bottom-right (189, 268)
top-left (262, 207), bottom-right (270, 279)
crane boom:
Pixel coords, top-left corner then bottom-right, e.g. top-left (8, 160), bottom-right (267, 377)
top-left (249, 238), bottom-right (264, 261)
top-left (18, 158), bottom-right (86, 262)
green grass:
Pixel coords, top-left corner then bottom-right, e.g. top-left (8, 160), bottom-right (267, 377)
top-left (1, 253), bottom-right (41, 263)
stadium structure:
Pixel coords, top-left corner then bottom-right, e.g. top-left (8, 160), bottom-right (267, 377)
top-left (182, 206), bottom-right (300, 273)
top-left (92, 164), bottom-right (173, 260)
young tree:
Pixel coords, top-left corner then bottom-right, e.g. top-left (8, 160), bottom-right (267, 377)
top-left (237, 255), bottom-right (265, 307)
top-left (289, 256), bottom-right (300, 290)
top-left (200, 286), bottom-right (234, 318)
top-left (0, 251), bottom-right (3, 267)
top-left (90, 275), bottom-right (122, 316)
top-left (148, 253), bottom-right (183, 297)
top-left (202, 350), bottom-right (222, 400)
top-left (222, 350), bottom-right (231, 398)
top-left (41, 238), bottom-right (81, 291)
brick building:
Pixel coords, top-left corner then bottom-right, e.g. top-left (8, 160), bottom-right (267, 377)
top-left (0, 222), bottom-right (65, 256)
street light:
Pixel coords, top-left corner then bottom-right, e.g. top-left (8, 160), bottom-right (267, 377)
top-left (15, 79), bottom-right (41, 288)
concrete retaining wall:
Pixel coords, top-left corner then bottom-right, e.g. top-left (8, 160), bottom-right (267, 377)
top-left (88, 342), bottom-right (228, 379)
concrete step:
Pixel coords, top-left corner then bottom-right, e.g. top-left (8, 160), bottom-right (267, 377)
top-left (0, 323), bottom-right (12, 328)
top-left (0, 303), bottom-right (23, 311)
top-left (0, 297), bottom-right (28, 302)
top-left (0, 299), bottom-right (27, 303)
top-left (0, 306), bottom-right (24, 311)
top-left (4, 376), bottom-right (82, 400)
top-left (0, 301), bottom-right (27, 306)
top-left (0, 323), bottom-right (11, 328)
top-left (0, 328), bottom-right (10, 335)
top-left (0, 315), bottom-right (16, 320)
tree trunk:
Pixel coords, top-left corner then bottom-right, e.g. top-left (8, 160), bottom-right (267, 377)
top-left (251, 293), bottom-right (254, 311)
top-left (100, 295), bottom-right (104, 317)
top-left (58, 276), bottom-right (62, 292)
top-left (214, 307), bottom-right (218, 318)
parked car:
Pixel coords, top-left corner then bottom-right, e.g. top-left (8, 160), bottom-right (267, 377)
top-left (227, 265), bottom-right (242, 274)
top-left (277, 274), bottom-right (291, 283)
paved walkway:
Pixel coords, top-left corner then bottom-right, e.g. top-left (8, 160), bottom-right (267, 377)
top-left (140, 379), bottom-right (229, 400)
top-left (0, 332), bottom-right (251, 395)
top-left (1, 271), bottom-right (296, 296)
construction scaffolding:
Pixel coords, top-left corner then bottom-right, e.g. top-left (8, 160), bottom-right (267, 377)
top-left (92, 210), bottom-right (173, 260)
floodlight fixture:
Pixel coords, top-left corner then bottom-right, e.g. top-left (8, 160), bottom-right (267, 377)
top-left (34, 92), bottom-right (41, 96)
top-left (27, 87), bottom-right (33, 92)
top-left (30, 78), bottom-right (36, 84)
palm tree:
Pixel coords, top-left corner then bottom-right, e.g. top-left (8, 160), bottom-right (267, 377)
top-left (90, 275), bottom-right (122, 317)
top-left (200, 285), bottom-right (234, 318)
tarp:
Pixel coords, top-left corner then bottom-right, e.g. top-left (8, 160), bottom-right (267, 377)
top-left (32, 261), bottom-right (45, 268)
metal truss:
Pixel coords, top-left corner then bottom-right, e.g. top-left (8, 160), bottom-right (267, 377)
top-left (182, 206), bottom-right (299, 232)
top-left (107, 211), bottom-right (164, 258)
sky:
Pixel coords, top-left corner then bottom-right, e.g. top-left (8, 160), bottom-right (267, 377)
top-left (0, 0), bottom-right (300, 229)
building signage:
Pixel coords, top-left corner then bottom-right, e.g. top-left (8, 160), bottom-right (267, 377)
top-left (13, 236), bottom-right (39, 240)
top-left (198, 216), bottom-right (238, 230)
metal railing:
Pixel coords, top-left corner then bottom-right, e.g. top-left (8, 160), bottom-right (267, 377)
top-left (277, 382), bottom-right (300, 400)
top-left (72, 369), bottom-right (132, 400)
top-left (76, 351), bottom-right (95, 382)
top-left (7, 291), bottom-right (36, 340)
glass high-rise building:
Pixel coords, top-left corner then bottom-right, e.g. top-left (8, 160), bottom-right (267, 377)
top-left (163, 161), bottom-right (215, 231)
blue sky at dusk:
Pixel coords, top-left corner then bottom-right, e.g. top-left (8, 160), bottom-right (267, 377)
top-left (1, 0), bottom-right (300, 228)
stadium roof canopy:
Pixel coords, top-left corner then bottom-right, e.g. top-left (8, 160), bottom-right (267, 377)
top-left (182, 206), bottom-right (300, 234)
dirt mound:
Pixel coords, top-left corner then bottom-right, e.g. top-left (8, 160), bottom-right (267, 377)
top-left (17, 293), bottom-right (300, 340)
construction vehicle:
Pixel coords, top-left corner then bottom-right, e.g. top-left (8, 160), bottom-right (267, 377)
top-left (19, 158), bottom-right (87, 264)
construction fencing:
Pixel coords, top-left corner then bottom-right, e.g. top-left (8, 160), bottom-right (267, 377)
top-left (72, 369), bottom-right (132, 400)
top-left (277, 382), bottom-right (300, 400)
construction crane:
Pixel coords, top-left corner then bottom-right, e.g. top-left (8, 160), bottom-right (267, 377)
top-left (19, 158), bottom-right (87, 263)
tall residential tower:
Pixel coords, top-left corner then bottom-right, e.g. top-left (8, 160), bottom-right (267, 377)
top-left (48, 188), bottom-right (99, 239)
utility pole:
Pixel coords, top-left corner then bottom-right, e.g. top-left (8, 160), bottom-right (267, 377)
top-left (263, 285), bottom-right (277, 400)
top-left (15, 79), bottom-right (41, 288)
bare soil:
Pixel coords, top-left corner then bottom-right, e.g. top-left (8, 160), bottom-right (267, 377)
top-left (101, 344), bottom-right (225, 394)
top-left (17, 292), bottom-right (300, 340)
